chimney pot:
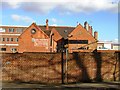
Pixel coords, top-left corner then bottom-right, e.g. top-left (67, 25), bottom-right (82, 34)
top-left (89, 26), bottom-right (93, 35)
top-left (94, 31), bottom-right (98, 40)
top-left (84, 21), bottom-right (89, 31)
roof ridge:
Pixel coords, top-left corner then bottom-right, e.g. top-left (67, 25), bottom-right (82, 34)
top-left (38, 25), bottom-right (75, 28)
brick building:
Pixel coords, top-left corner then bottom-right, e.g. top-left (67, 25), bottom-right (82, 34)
top-left (0, 25), bottom-right (27, 53)
top-left (0, 19), bottom-right (98, 53)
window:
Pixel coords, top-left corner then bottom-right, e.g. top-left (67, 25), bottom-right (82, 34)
top-left (113, 44), bottom-right (120, 46)
top-left (31, 29), bottom-right (36, 34)
top-left (6, 38), bottom-right (9, 41)
top-left (69, 40), bottom-right (88, 44)
top-left (78, 47), bottom-right (87, 50)
top-left (11, 48), bottom-right (17, 52)
top-left (0, 48), bottom-right (6, 51)
top-left (9, 28), bottom-right (14, 32)
top-left (15, 38), bottom-right (18, 42)
top-left (2, 38), bottom-right (5, 41)
top-left (16, 28), bottom-right (23, 33)
top-left (10, 38), bottom-right (13, 41)
top-left (0, 28), bottom-right (6, 32)
top-left (50, 36), bottom-right (52, 46)
top-left (64, 30), bottom-right (67, 33)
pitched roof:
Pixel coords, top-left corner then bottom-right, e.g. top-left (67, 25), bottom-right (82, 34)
top-left (19, 23), bottom-right (49, 38)
top-left (38, 25), bottom-right (75, 39)
top-left (38, 25), bottom-right (52, 36)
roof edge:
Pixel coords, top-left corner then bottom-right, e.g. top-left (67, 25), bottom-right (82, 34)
top-left (0, 25), bottom-right (28, 27)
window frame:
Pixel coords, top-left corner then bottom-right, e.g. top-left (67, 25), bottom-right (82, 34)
top-left (10, 38), bottom-right (13, 41)
top-left (69, 40), bottom-right (88, 44)
top-left (15, 38), bottom-right (18, 42)
top-left (11, 48), bottom-right (17, 52)
top-left (8, 28), bottom-right (14, 33)
top-left (2, 38), bottom-right (5, 41)
top-left (6, 38), bottom-right (9, 41)
top-left (0, 28), bottom-right (6, 32)
top-left (0, 48), bottom-right (6, 51)
top-left (16, 28), bottom-right (23, 33)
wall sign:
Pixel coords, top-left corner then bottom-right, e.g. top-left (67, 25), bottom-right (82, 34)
top-left (34, 39), bottom-right (48, 48)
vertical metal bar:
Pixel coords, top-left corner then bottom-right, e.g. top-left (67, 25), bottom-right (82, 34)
top-left (66, 48), bottom-right (68, 83)
top-left (61, 41), bottom-right (64, 84)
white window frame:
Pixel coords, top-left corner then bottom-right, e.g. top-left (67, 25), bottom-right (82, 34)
top-left (15, 38), bottom-right (18, 42)
top-left (0, 28), bottom-right (6, 32)
top-left (11, 48), bottom-right (17, 53)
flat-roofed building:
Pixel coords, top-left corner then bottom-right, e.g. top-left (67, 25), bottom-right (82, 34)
top-left (97, 41), bottom-right (120, 50)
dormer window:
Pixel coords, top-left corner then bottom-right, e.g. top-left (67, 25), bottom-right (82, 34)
top-left (64, 30), bottom-right (67, 33)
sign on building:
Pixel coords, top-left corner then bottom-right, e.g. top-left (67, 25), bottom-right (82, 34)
top-left (34, 39), bottom-right (48, 48)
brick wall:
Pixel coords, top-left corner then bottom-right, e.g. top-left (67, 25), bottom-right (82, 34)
top-left (1, 52), bottom-right (120, 84)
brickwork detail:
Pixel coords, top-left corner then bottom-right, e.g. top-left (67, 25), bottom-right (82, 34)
top-left (2, 52), bottom-right (120, 84)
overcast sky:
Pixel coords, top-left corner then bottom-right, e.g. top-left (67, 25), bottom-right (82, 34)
top-left (0, 0), bottom-right (119, 41)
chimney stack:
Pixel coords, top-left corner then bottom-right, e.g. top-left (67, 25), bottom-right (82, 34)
top-left (88, 26), bottom-right (93, 35)
top-left (46, 19), bottom-right (49, 30)
top-left (94, 31), bottom-right (98, 40)
top-left (84, 21), bottom-right (89, 31)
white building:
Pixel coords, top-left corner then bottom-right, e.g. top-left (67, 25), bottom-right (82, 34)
top-left (97, 41), bottom-right (120, 50)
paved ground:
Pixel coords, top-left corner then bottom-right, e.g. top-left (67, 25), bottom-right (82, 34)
top-left (1, 82), bottom-right (120, 90)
